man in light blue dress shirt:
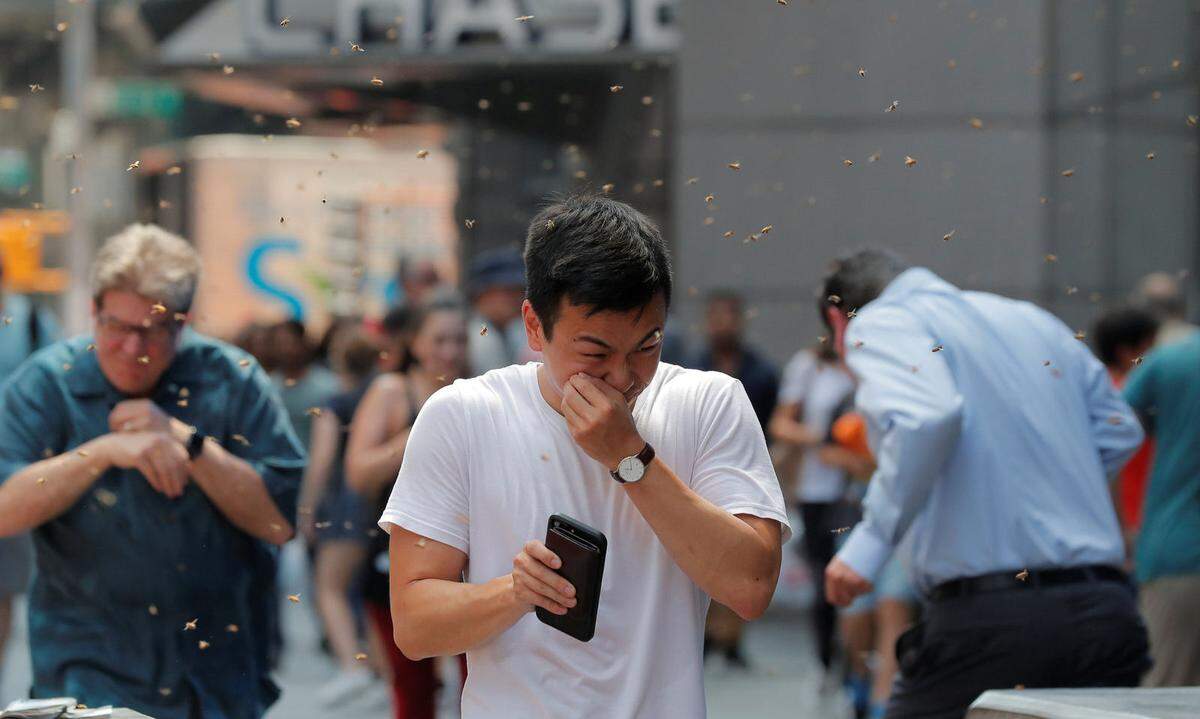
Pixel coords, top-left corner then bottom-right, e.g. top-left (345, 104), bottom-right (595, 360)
top-left (818, 250), bottom-right (1150, 719)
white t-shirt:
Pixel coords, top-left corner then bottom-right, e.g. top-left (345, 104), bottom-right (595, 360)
top-left (379, 361), bottom-right (790, 719)
top-left (777, 350), bottom-right (856, 504)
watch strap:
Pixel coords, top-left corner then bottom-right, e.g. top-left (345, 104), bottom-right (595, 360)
top-left (186, 428), bottom-right (206, 460)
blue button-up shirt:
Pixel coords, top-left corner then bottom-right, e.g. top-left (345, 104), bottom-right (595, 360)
top-left (0, 331), bottom-right (305, 719)
top-left (837, 268), bottom-right (1143, 592)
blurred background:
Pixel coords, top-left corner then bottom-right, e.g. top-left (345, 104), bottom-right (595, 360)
top-left (0, 1), bottom-right (1197, 717)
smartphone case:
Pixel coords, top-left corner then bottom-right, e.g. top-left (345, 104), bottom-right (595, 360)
top-left (535, 513), bottom-right (607, 642)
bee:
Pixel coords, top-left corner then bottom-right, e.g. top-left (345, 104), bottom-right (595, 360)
top-left (279, 16), bottom-right (291, 27)
top-left (371, 76), bottom-right (383, 86)
top-left (184, 619), bottom-right (198, 631)
top-left (416, 149), bottom-right (429, 159)
top-left (1061, 168), bottom-right (1075, 177)
top-left (127, 161), bottom-right (141, 172)
top-left (727, 162), bottom-right (741, 170)
top-left (943, 230), bottom-right (955, 242)
top-left (904, 156), bottom-right (917, 167)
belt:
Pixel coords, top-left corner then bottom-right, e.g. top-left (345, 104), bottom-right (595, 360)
top-left (928, 564), bottom-right (1128, 602)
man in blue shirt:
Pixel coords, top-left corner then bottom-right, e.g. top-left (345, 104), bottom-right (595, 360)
top-left (819, 250), bottom-right (1149, 719)
top-left (0, 224), bottom-right (305, 719)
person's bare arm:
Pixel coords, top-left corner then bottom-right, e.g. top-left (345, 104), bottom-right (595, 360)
top-left (345, 376), bottom-right (412, 497)
top-left (564, 375), bottom-right (782, 620)
top-left (0, 434), bottom-right (123, 537)
top-left (180, 420), bottom-right (294, 545)
top-left (768, 401), bottom-right (822, 447)
top-left (388, 526), bottom-right (577, 660)
top-left (816, 445), bottom-right (876, 480)
top-left (297, 411), bottom-right (341, 541)
top-left (108, 399), bottom-right (293, 545)
top-left (625, 467), bottom-right (781, 619)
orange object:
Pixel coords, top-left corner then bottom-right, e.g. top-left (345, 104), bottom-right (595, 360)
top-left (0, 210), bottom-right (70, 293)
top-left (831, 412), bottom-right (872, 458)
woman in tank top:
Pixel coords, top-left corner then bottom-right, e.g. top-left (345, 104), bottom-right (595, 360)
top-left (345, 295), bottom-right (469, 719)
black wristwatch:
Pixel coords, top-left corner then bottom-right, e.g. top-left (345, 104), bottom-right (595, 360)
top-left (186, 427), bottom-right (206, 460)
top-left (611, 443), bottom-right (655, 484)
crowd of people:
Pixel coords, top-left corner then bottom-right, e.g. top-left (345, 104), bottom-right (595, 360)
top-left (0, 197), bottom-right (1195, 719)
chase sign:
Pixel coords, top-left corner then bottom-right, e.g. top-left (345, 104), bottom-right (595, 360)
top-left (159, 0), bottom-right (680, 64)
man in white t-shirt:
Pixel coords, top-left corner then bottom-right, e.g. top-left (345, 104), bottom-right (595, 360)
top-left (379, 196), bottom-right (791, 718)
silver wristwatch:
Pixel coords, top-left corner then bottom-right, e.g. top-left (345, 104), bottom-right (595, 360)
top-left (612, 443), bottom-right (655, 484)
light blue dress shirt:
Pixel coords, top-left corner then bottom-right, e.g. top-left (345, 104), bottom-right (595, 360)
top-left (837, 268), bottom-right (1143, 592)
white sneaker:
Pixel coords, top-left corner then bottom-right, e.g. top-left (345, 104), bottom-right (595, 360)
top-left (357, 680), bottom-right (392, 712)
top-left (316, 667), bottom-right (378, 708)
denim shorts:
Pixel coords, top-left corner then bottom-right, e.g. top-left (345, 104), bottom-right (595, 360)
top-left (844, 554), bottom-right (916, 614)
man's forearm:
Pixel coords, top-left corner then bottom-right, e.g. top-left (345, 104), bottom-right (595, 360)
top-left (188, 437), bottom-right (293, 545)
top-left (392, 574), bottom-right (526, 660)
top-left (0, 436), bottom-right (112, 537)
top-left (623, 460), bottom-right (779, 620)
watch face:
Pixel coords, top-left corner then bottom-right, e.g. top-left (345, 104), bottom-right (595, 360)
top-left (618, 456), bottom-right (645, 483)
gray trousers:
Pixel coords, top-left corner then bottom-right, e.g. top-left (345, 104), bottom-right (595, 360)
top-left (0, 533), bottom-right (33, 596)
top-left (886, 579), bottom-right (1150, 719)
top-left (1140, 574), bottom-right (1200, 687)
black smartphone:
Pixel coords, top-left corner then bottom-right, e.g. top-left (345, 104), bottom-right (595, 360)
top-left (535, 514), bottom-right (607, 642)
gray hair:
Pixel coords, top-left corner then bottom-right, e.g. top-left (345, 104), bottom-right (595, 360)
top-left (91, 223), bottom-right (201, 313)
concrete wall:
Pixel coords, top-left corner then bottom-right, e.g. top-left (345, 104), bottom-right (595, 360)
top-left (672, 0), bottom-right (1199, 367)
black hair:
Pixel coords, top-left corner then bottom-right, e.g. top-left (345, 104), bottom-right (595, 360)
top-left (820, 249), bottom-right (909, 315)
top-left (274, 318), bottom-right (307, 341)
top-left (330, 325), bottom-right (380, 381)
top-left (381, 304), bottom-right (412, 337)
top-left (1092, 305), bottom-right (1160, 367)
top-left (524, 195), bottom-right (672, 340)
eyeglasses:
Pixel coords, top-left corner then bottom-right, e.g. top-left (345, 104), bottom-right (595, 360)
top-left (95, 313), bottom-right (179, 344)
